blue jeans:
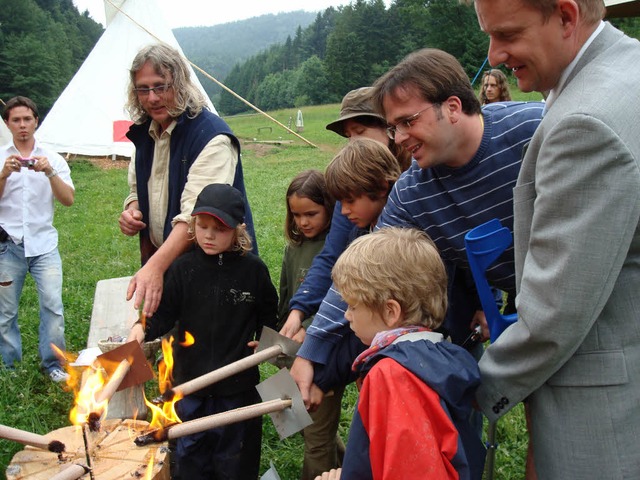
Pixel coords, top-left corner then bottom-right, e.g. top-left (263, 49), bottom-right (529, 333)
top-left (0, 240), bottom-right (66, 372)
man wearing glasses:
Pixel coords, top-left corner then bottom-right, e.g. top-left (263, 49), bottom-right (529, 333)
top-left (118, 43), bottom-right (255, 318)
top-left (292, 48), bottom-right (543, 421)
top-left (369, 48), bottom-right (543, 343)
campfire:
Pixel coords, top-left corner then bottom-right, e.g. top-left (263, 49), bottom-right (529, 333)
top-left (6, 342), bottom-right (170, 479)
top-left (5, 327), bottom-right (309, 479)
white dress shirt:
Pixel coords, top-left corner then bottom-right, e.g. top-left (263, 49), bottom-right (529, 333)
top-left (0, 140), bottom-right (74, 257)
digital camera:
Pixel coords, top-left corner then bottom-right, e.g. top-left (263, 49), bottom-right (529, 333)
top-left (19, 158), bottom-right (36, 168)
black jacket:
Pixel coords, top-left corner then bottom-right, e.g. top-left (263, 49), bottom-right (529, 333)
top-left (145, 246), bottom-right (278, 397)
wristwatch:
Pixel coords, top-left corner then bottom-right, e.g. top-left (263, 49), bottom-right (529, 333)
top-left (46, 168), bottom-right (58, 178)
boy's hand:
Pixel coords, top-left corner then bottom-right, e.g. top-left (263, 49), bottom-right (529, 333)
top-left (247, 340), bottom-right (259, 352)
top-left (280, 310), bottom-right (304, 338)
top-left (127, 322), bottom-right (145, 344)
top-left (292, 327), bottom-right (306, 344)
top-left (314, 468), bottom-right (342, 480)
top-left (290, 356), bottom-right (316, 409)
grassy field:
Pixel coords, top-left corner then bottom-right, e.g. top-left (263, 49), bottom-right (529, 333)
top-left (0, 97), bottom-right (531, 478)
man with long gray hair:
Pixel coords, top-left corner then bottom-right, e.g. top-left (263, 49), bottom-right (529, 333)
top-left (118, 43), bottom-right (256, 317)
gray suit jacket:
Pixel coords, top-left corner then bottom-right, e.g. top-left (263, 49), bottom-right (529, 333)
top-left (476, 23), bottom-right (640, 478)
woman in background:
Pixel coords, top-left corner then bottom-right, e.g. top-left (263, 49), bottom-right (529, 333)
top-left (480, 69), bottom-right (511, 104)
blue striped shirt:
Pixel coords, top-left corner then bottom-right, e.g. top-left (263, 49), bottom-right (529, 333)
top-left (380, 101), bottom-right (544, 296)
top-left (299, 102), bottom-right (544, 366)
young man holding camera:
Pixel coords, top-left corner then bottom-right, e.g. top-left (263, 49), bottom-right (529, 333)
top-left (0, 96), bottom-right (74, 382)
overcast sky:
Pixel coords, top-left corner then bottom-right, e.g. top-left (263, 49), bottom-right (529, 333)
top-left (72, 0), bottom-right (390, 28)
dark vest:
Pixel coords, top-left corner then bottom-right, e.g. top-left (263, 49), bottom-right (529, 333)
top-left (126, 109), bottom-right (257, 265)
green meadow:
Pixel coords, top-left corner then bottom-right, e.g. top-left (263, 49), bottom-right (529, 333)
top-left (0, 97), bottom-right (534, 478)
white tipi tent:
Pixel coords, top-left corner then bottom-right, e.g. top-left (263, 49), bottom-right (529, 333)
top-left (37, 0), bottom-right (214, 158)
top-left (0, 121), bottom-right (12, 146)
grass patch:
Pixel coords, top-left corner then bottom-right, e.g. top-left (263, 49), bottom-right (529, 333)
top-left (0, 102), bottom-right (528, 478)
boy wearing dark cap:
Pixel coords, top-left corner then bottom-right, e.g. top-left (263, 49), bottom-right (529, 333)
top-left (129, 183), bottom-right (278, 480)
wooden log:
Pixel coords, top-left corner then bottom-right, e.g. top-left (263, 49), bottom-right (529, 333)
top-left (169, 398), bottom-right (292, 439)
top-left (6, 419), bottom-right (169, 480)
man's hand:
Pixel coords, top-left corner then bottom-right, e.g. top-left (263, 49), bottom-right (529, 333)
top-left (125, 222), bottom-right (191, 318)
top-left (119, 207), bottom-right (146, 236)
top-left (1, 155), bottom-right (21, 179)
top-left (29, 155), bottom-right (50, 174)
top-left (126, 263), bottom-right (163, 317)
top-left (470, 310), bottom-right (490, 342)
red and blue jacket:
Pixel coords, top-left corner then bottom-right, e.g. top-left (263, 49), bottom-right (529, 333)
top-left (342, 332), bottom-right (485, 479)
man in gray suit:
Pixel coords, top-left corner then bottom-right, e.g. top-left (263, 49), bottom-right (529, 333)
top-left (467, 0), bottom-right (640, 477)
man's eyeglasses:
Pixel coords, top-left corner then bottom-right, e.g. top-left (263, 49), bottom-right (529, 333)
top-left (133, 84), bottom-right (173, 96)
top-left (386, 103), bottom-right (438, 140)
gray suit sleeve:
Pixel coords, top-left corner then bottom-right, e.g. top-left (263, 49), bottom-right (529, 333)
top-left (476, 113), bottom-right (640, 421)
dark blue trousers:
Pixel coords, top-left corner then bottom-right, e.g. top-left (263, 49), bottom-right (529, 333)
top-left (174, 389), bottom-right (262, 480)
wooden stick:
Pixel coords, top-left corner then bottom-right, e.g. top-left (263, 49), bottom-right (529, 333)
top-left (135, 398), bottom-right (292, 445)
top-left (167, 345), bottom-right (283, 400)
top-left (50, 464), bottom-right (91, 480)
top-left (95, 358), bottom-right (131, 404)
top-left (0, 424), bottom-right (65, 453)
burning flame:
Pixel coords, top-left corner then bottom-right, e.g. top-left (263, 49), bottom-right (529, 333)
top-left (69, 367), bottom-right (109, 426)
top-left (157, 336), bottom-right (175, 395)
top-left (181, 331), bottom-right (195, 347)
top-left (51, 344), bottom-right (82, 390)
top-left (144, 453), bottom-right (155, 479)
top-left (146, 335), bottom-right (183, 429)
top-left (51, 344), bottom-right (110, 427)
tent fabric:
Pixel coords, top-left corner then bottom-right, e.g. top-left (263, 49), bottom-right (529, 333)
top-left (37, 0), bottom-right (215, 158)
top-left (0, 121), bottom-right (12, 146)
